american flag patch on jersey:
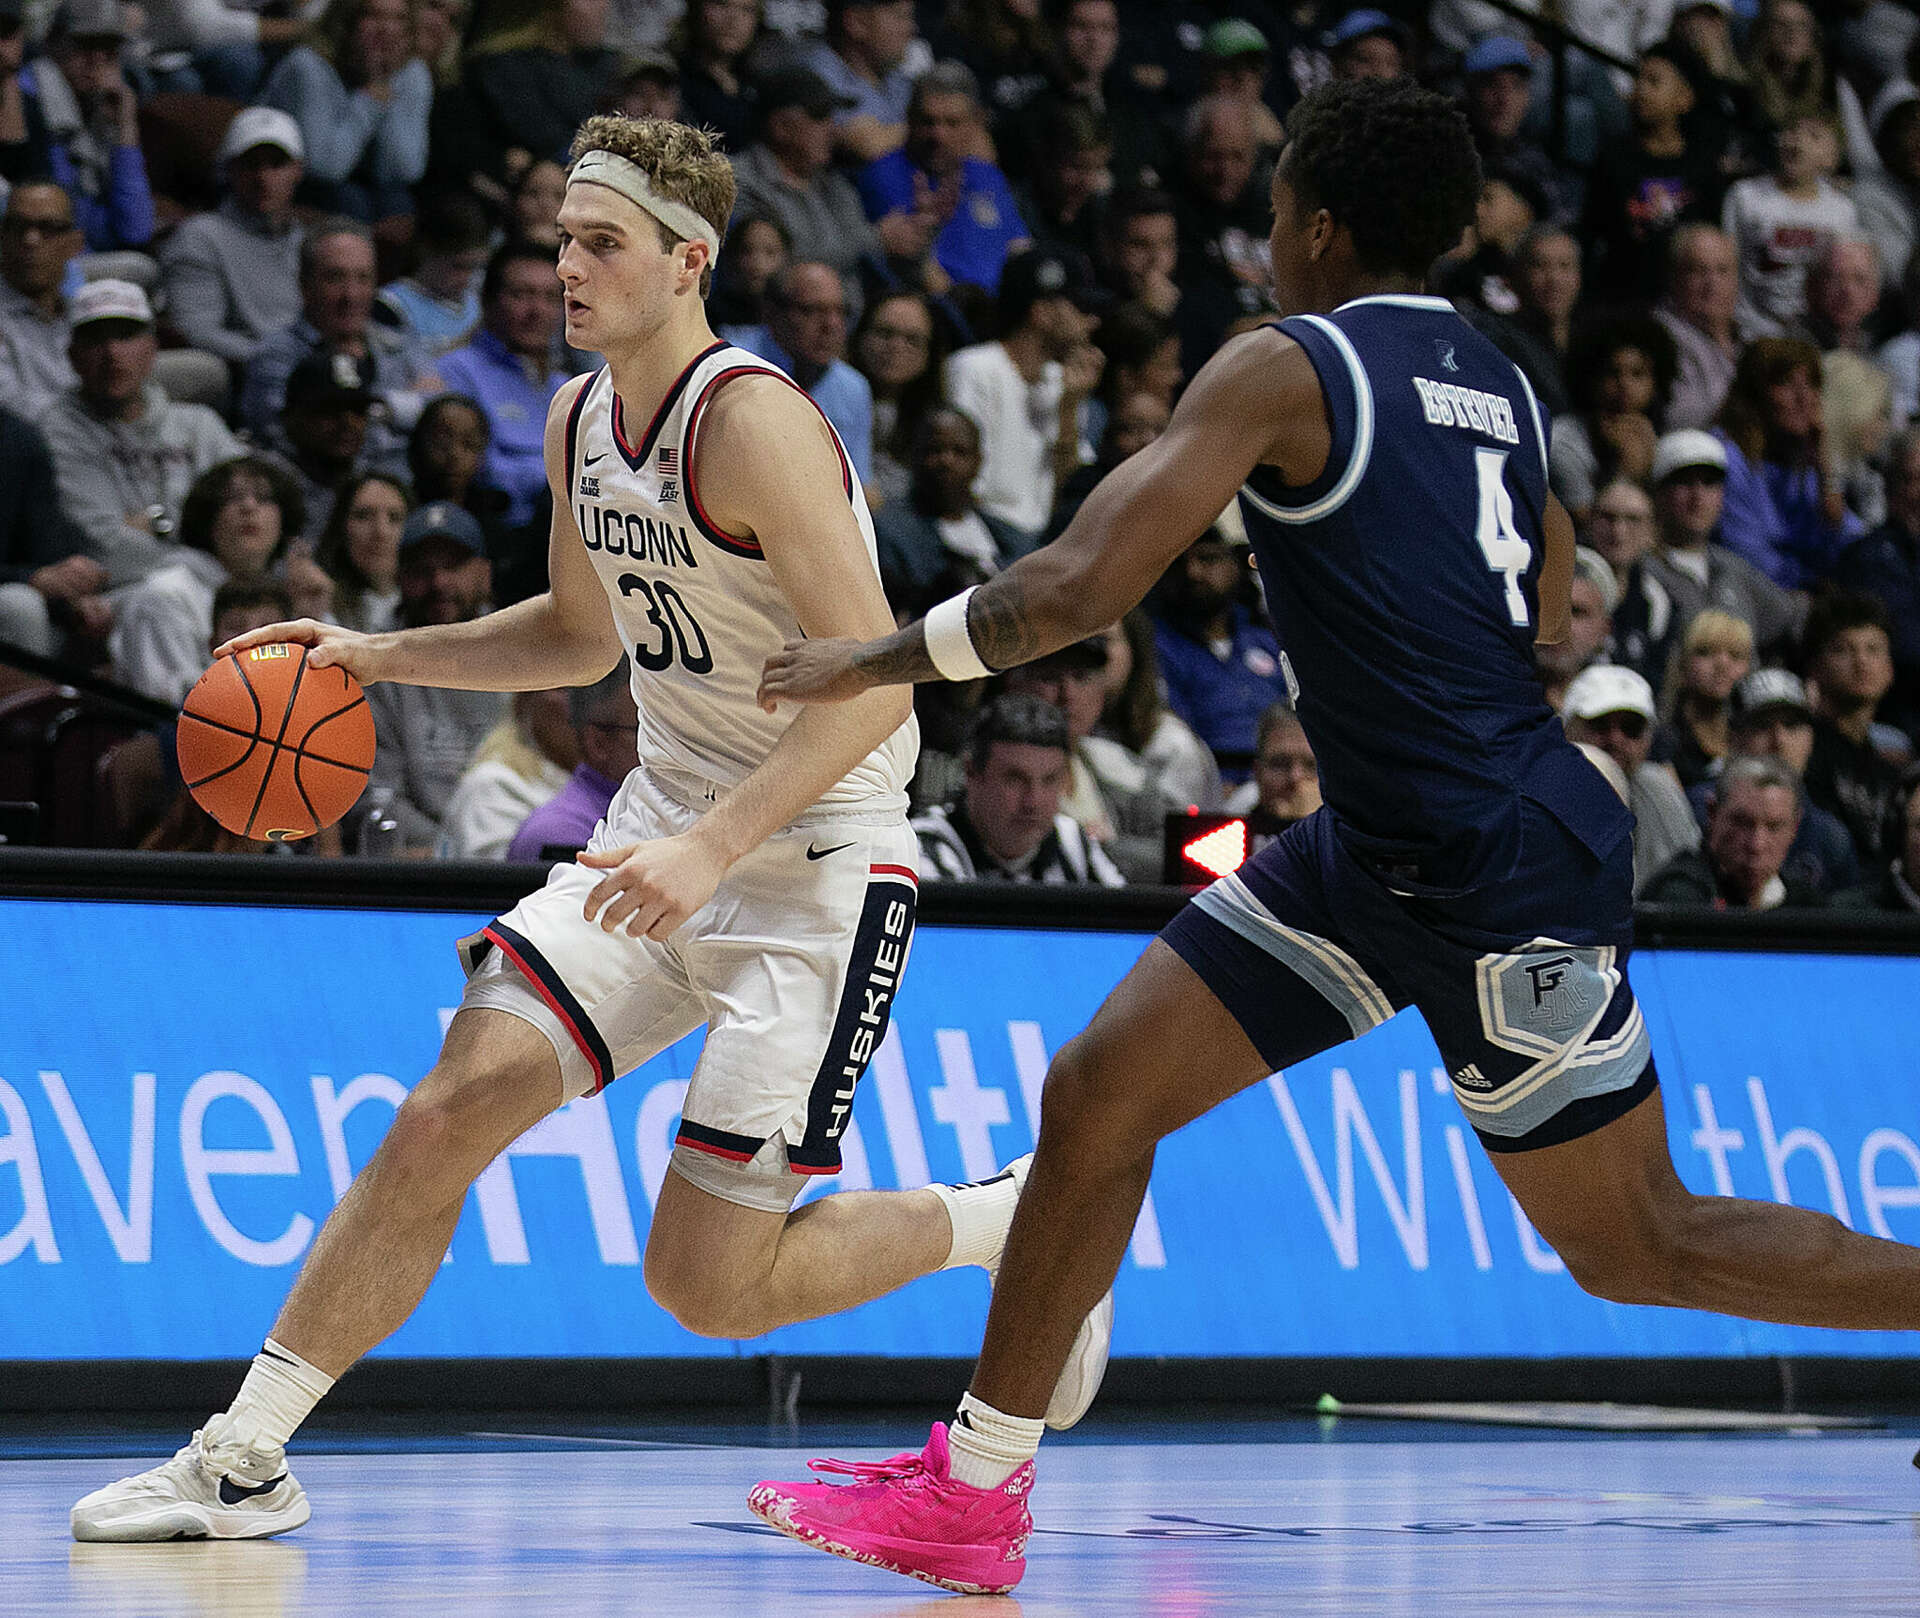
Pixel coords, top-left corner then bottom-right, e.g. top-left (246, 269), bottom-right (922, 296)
top-left (657, 446), bottom-right (677, 473)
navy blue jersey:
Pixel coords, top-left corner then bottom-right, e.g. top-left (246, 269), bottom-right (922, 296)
top-left (1240, 294), bottom-right (1628, 895)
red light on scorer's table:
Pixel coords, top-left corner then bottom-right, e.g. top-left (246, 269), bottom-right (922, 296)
top-left (1182, 818), bottom-right (1248, 879)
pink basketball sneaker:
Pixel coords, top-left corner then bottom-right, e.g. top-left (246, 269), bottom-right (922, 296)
top-left (748, 1422), bottom-right (1033, 1594)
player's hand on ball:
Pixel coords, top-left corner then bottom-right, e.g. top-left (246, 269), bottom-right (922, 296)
top-left (757, 638), bottom-right (873, 710)
top-left (214, 619), bottom-right (385, 684)
top-left (580, 834), bottom-right (727, 940)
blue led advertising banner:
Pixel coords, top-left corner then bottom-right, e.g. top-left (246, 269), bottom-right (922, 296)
top-left (2, 896), bottom-right (1918, 1361)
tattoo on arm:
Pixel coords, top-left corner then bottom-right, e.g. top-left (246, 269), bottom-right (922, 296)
top-left (852, 628), bottom-right (940, 685)
top-left (849, 567), bottom-right (1049, 685)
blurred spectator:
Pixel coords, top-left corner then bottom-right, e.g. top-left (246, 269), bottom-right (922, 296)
top-left (110, 455), bottom-right (304, 705)
top-left (1854, 84), bottom-right (1920, 293)
top-left (1461, 35), bottom-right (1568, 226)
top-left (508, 158), bottom-right (568, 251)
top-left (1002, 634), bottom-right (1186, 881)
top-left (0, 405), bottom-right (105, 658)
top-left (454, 0), bottom-right (617, 193)
top-left (1869, 769), bottom-right (1920, 909)
top-left (1561, 663), bottom-right (1702, 892)
top-left (366, 499), bottom-right (507, 850)
top-left (1049, 387), bottom-right (1167, 537)
top-left (1722, 115), bottom-right (1856, 333)
top-left (1656, 223), bottom-right (1749, 431)
top-left (1836, 424), bottom-right (1920, 734)
top-left (426, 241), bottom-right (568, 529)
top-left (26, 0), bottom-right (154, 252)
top-left (407, 390), bottom-right (528, 595)
top-left (708, 213), bottom-right (789, 333)
top-left (414, 0), bottom-right (468, 86)
top-left (1172, 94), bottom-right (1270, 373)
top-left (873, 404), bottom-right (1034, 615)
top-left (1686, 667), bottom-right (1861, 896)
top-left (506, 660), bottom-right (637, 860)
top-left (1586, 475), bottom-right (1656, 595)
top-left (1874, 250), bottom-right (1920, 426)
top-left (1820, 349), bottom-right (1892, 526)
top-left (1323, 9), bottom-right (1407, 83)
top-left (243, 222), bottom-right (428, 467)
top-left (729, 69), bottom-right (884, 296)
top-left (159, 108), bottom-right (307, 371)
top-left (913, 692), bottom-right (1124, 883)
top-left (0, 180), bottom-right (79, 415)
top-left (998, 0), bottom-right (1167, 194)
top-left (1799, 236), bottom-right (1883, 355)
top-left (604, 48), bottom-right (681, 122)
top-left (1093, 299), bottom-right (1180, 422)
top-left (678, 0), bottom-right (760, 153)
top-left (731, 260), bottom-right (873, 483)
top-left (932, 0), bottom-right (1050, 122)
top-left (1642, 753), bottom-right (1828, 907)
top-left (279, 350), bottom-right (382, 536)
top-left (1671, 0), bottom-right (1771, 181)
top-left (315, 468), bottom-right (411, 631)
top-left (1550, 313), bottom-right (1675, 522)
top-left (1098, 608), bottom-right (1220, 813)
top-left (1803, 589), bottom-right (1904, 872)
top-left (376, 190), bottom-right (490, 356)
top-left (45, 280), bottom-right (243, 587)
top-left (141, 0), bottom-right (306, 100)
top-left (944, 245), bottom-right (1102, 537)
top-left (1201, 19), bottom-right (1282, 153)
top-left (1582, 44), bottom-right (1725, 303)
top-left (1151, 531), bottom-right (1286, 767)
top-left (262, 0), bottom-right (432, 225)
top-left (1505, 223), bottom-right (1579, 412)
top-left (851, 287), bottom-right (946, 512)
top-left (1652, 605), bottom-right (1754, 789)
top-left (1226, 700), bottom-right (1319, 823)
top-left (1097, 185), bottom-right (1180, 320)
top-left (858, 62), bottom-right (1028, 295)
top-left (1540, 546), bottom-right (1616, 705)
top-left (806, 0), bottom-right (917, 163)
top-left (1746, 0), bottom-right (1873, 177)
top-left (1011, 101), bottom-right (1111, 263)
top-left (1714, 336), bottom-right (1864, 587)
top-left (1614, 430), bottom-right (1804, 684)
top-left (439, 687), bottom-right (578, 857)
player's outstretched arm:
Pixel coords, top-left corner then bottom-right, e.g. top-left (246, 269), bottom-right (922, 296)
top-left (216, 378), bottom-right (623, 693)
top-left (580, 379), bottom-right (916, 940)
top-left (757, 328), bottom-right (1324, 705)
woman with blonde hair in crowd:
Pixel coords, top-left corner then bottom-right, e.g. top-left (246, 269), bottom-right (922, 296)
top-left (316, 471), bottom-right (413, 633)
top-left (1654, 607), bottom-right (1756, 789)
top-left (1715, 335), bottom-right (1865, 587)
top-left (1820, 348), bottom-right (1894, 528)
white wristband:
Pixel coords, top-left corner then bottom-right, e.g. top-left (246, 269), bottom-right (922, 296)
top-left (923, 587), bottom-right (993, 682)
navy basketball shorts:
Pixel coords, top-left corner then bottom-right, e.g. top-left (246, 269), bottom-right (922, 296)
top-left (1162, 805), bottom-right (1656, 1152)
top-left (456, 764), bottom-right (919, 1211)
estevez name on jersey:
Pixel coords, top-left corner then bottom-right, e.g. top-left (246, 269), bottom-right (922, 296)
top-left (577, 498), bottom-right (699, 568)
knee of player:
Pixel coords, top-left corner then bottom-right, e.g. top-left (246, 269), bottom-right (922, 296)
top-left (1038, 1035), bottom-right (1158, 1156)
top-left (643, 1252), bottom-right (765, 1339)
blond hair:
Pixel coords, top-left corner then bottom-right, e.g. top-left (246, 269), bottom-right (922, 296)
top-left (566, 116), bottom-right (735, 297)
top-left (1660, 607), bottom-right (1755, 719)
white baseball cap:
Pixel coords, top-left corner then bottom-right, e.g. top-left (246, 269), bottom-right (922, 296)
top-left (1650, 428), bottom-right (1728, 486)
top-left (1564, 663), bottom-right (1657, 723)
top-left (69, 277), bottom-right (152, 329)
top-left (217, 106), bottom-right (305, 166)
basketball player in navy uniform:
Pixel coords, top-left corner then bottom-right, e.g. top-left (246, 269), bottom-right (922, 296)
top-left (70, 117), bottom-right (1110, 1544)
top-left (750, 78), bottom-right (1920, 1595)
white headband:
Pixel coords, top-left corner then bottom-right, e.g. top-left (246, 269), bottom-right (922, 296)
top-left (568, 150), bottom-right (720, 255)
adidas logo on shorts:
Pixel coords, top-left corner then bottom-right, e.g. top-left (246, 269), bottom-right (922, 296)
top-left (1451, 1062), bottom-right (1493, 1091)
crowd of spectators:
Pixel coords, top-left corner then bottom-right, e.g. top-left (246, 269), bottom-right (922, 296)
top-left (0, 0), bottom-right (1916, 910)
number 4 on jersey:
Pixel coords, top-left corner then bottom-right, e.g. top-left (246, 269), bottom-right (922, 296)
top-left (1473, 446), bottom-right (1531, 628)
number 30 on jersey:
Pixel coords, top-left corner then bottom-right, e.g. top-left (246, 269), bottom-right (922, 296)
top-left (618, 573), bottom-right (713, 674)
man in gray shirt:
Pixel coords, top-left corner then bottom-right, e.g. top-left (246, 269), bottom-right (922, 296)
top-left (1612, 428), bottom-right (1808, 685)
top-left (1561, 663), bottom-right (1701, 894)
top-left (0, 180), bottom-right (82, 414)
top-left (42, 280), bottom-right (244, 586)
top-left (365, 501), bottom-right (507, 851)
top-left (159, 107), bottom-right (307, 368)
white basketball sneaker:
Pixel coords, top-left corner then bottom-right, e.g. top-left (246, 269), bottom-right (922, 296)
top-left (71, 1413), bottom-right (310, 1542)
top-left (990, 1153), bottom-right (1115, 1431)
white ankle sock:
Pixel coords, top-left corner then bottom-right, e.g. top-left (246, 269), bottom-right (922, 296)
top-left (217, 1340), bottom-right (335, 1459)
top-left (946, 1392), bottom-right (1044, 1490)
top-left (928, 1169), bottom-right (1023, 1271)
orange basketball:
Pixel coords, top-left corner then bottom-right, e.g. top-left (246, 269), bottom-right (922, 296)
top-left (177, 644), bottom-right (376, 841)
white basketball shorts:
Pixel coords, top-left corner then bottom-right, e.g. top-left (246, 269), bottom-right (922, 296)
top-left (456, 763), bottom-right (919, 1212)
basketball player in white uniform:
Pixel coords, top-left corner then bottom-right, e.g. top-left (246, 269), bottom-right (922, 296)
top-left (70, 117), bottom-right (1109, 1544)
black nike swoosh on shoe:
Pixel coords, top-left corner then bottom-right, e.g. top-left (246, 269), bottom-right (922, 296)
top-left (584, 452), bottom-right (607, 467)
top-left (805, 842), bottom-right (855, 861)
top-left (218, 1474), bottom-right (286, 1505)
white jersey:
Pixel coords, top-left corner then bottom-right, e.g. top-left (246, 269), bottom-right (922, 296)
top-left (565, 341), bottom-right (916, 813)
